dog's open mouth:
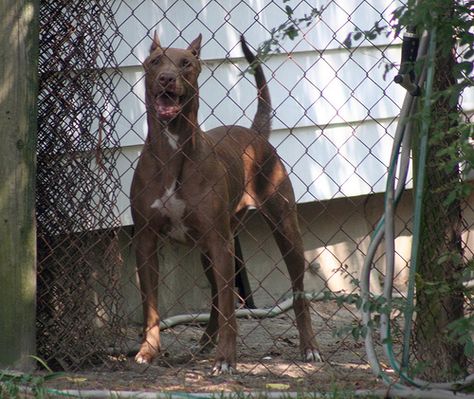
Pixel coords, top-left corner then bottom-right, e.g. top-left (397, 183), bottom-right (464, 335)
top-left (155, 91), bottom-right (181, 120)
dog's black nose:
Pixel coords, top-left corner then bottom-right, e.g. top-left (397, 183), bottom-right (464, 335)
top-left (158, 72), bottom-right (176, 88)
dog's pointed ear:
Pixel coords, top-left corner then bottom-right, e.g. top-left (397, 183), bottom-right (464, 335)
top-left (150, 30), bottom-right (161, 53)
top-left (187, 34), bottom-right (202, 58)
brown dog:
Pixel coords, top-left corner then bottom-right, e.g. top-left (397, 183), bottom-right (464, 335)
top-left (130, 32), bottom-right (321, 374)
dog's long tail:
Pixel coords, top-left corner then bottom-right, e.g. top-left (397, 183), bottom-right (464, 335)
top-left (240, 35), bottom-right (272, 139)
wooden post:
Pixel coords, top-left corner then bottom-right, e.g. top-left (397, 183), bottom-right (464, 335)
top-left (0, 0), bottom-right (39, 370)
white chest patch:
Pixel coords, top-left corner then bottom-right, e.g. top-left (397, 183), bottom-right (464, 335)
top-left (151, 180), bottom-right (188, 242)
top-left (163, 128), bottom-right (179, 151)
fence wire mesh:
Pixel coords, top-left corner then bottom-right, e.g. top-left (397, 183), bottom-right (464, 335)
top-left (36, 0), bottom-right (125, 369)
top-left (34, 0), bottom-right (473, 392)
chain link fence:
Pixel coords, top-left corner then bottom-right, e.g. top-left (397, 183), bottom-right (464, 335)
top-left (37, 0), bottom-right (125, 369)
top-left (35, 0), bottom-right (473, 392)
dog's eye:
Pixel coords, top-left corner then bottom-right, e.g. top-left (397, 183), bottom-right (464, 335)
top-left (181, 58), bottom-right (192, 69)
top-left (150, 55), bottom-right (162, 65)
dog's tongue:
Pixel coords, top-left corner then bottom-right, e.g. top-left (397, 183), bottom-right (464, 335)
top-left (155, 96), bottom-right (180, 120)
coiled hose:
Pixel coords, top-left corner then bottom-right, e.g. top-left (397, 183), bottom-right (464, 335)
top-left (361, 28), bottom-right (474, 394)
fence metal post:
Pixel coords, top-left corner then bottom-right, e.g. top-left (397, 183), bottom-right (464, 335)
top-left (0, 0), bottom-right (39, 370)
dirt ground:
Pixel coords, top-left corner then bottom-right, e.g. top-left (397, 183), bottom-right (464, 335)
top-left (43, 301), bottom-right (387, 394)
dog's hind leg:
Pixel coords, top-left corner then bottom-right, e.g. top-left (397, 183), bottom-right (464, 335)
top-left (234, 235), bottom-right (256, 309)
top-left (198, 252), bottom-right (219, 353)
top-left (260, 194), bottom-right (322, 363)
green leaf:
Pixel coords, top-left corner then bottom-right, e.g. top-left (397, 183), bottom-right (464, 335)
top-left (285, 25), bottom-right (299, 40)
top-left (465, 340), bottom-right (474, 357)
top-left (367, 31), bottom-right (377, 40)
top-left (463, 48), bottom-right (474, 59)
top-left (343, 34), bottom-right (353, 49)
top-left (351, 326), bottom-right (361, 340)
top-left (453, 61), bottom-right (474, 79)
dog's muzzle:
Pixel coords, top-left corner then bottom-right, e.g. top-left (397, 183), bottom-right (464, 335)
top-left (155, 91), bottom-right (181, 120)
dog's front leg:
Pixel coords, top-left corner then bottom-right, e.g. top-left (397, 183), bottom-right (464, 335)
top-left (134, 228), bottom-right (161, 364)
top-left (207, 235), bottom-right (237, 375)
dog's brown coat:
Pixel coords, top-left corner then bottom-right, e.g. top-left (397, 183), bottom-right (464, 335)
top-left (130, 33), bottom-right (321, 373)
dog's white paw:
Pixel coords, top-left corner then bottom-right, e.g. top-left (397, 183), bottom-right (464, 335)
top-left (135, 353), bottom-right (151, 364)
top-left (304, 348), bottom-right (323, 363)
top-left (135, 347), bottom-right (157, 364)
top-left (211, 361), bottom-right (234, 375)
